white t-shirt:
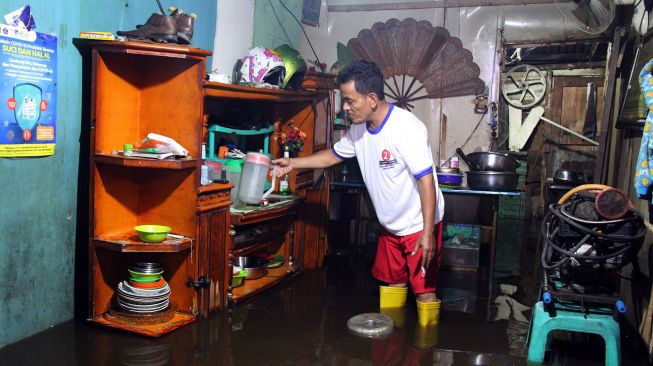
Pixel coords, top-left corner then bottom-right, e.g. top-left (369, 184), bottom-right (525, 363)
top-left (332, 104), bottom-right (445, 236)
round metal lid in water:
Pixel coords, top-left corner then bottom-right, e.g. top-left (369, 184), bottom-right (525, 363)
top-left (347, 313), bottom-right (394, 338)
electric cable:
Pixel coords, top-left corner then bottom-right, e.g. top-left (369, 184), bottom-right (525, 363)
top-left (278, 0), bottom-right (325, 73)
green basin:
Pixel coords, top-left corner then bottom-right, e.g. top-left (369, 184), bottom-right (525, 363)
top-left (128, 269), bottom-right (163, 282)
top-left (232, 270), bottom-right (247, 287)
top-left (134, 225), bottom-right (171, 243)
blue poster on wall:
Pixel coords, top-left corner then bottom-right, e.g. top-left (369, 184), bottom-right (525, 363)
top-left (0, 25), bottom-right (56, 157)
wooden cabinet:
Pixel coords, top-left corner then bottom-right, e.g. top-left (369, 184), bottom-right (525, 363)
top-left (86, 42), bottom-right (232, 337)
top-left (85, 41), bottom-right (334, 335)
top-left (203, 73), bottom-right (334, 306)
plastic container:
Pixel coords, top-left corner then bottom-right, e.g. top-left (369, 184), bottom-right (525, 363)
top-left (134, 225), bottom-right (171, 243)
top-left (123, 144), bottom-right (133, 157)
top-left (239, 152), bottom-right (271, 204)
top-left (224, 159), bottom-right (244, 204)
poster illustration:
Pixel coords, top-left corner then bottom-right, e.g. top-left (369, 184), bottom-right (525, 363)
top-left (0, 25), bottom-right (56, 157)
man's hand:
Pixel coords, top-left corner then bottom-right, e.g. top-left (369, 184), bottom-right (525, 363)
top-left (412, 230), bottom-right (435, 271)
top-left (271, 157), bottom-right (294, 177)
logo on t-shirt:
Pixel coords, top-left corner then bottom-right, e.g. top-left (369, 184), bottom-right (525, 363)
top-left (379, 149), bottom-right (397, 169)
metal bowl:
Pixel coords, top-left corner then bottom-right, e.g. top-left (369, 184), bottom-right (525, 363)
top-left (466, 152), bottom-right (520, 172)
top-left (466, 171), bottom-right (518, 191)
top-left (234, 256), bottom-right (268, 280)
top-left (436, 173), bottom-right (463, 186)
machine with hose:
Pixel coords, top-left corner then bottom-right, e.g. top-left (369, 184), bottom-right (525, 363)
top-left (539, 184), bottom-right (646, 318)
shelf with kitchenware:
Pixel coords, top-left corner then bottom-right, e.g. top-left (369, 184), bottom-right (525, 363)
top-left (87, 248), bottom-right (199, 337)
top-left (203, 81), bottom-right (315, 102)
top-left (224, 200), bottom-right (302, 306)
top-left (93, 153), bottom-right (198, 170)
top-left (230, 262), bottom-right (296, 304)
top-left (83, 42), bottom-right (228, 336)
top-left (93, 229), bottom-right (193, 253)
top-left (229, 196), bottom-right (303, 225)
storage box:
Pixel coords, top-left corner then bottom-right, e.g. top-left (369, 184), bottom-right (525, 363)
top-left (443, 223), bottom-right (480, 249)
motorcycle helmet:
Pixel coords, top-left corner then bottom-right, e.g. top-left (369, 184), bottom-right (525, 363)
top-left (274, 44), bottom-right (307, 90)
top-left (239, 46), bottom-right (285, 86)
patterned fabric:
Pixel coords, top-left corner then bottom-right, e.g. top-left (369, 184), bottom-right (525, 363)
top-left (635, 59), bottom-right (653, 201)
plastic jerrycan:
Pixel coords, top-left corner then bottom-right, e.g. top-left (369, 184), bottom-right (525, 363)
top-left (238, 152), bottom-right (277, 204)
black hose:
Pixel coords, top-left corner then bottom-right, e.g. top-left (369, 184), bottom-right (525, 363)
top-left (544, 230), bottom-right (632, 261)
top-left (549, 204), bottom-right (646, 242)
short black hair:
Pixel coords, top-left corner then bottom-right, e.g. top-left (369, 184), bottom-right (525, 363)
top-left (336, 60), bottom-right (385, 100)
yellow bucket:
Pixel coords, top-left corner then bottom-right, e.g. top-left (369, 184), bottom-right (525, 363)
top-left (379, 286), bottom-right (408, 309)
top-left (416, 299), bottom-right (441, 326)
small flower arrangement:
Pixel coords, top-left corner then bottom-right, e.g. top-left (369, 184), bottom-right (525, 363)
top-left (280, 122), bottom-right (306, 157)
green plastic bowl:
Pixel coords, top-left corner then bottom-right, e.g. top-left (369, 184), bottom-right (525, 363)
top-left (128, 269), bottom-right (163, 282)
top-left (232, 270), bottom-right (247, 288)
top-left (134, 225), bottom-right (171, 243)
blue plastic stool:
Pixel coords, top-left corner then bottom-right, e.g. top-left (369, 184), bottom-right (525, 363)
top-left (527, 301), bottom-right (620, 365)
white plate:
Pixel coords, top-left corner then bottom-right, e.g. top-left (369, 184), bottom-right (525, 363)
top-left (118, 281), bottom-right (170, 297)
top-left (117, 293), bottom-right (169, 304)
top-left (118, 299), bottom-right (169, 313)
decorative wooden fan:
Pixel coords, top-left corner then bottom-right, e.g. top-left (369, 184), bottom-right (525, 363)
top-left (347, 18), bottom-right (485, 110)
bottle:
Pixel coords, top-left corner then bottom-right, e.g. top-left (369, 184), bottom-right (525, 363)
top-left (200, 144), bottom-right (211, 186)
top-left (279, 146), bottom-right (291, 195)
top-left (123, 144), bottom-right (133, 157)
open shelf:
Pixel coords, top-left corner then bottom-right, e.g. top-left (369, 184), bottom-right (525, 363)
top-left (233, 235), bottom-right (285, 257)
top-left (230, 198), bottom-right (302, 225)
top-left (91, 311), bottom-right (195, 337)
top-left (94, 153), bottom-right (197, 170)
top-left (94, 229), bottom-right (192, 253)
top-left (230, 263), bottom-right (294, 304)
top-left (204, 81), bottom-right (315, 102)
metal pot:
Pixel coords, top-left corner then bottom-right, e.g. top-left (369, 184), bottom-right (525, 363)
top-left (234, 256), bottom-right (268, 279)
top-left (553, 169), bottom-right (581, 185)
top-left (466, 152), bottom-right (520, 172)
top-left (456, 148), bottom-right (482, 171)
top-left (466, 171), bottom-right (518, 191)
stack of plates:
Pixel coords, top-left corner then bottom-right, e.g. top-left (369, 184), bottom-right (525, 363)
top-left (115, 262), bottom-right (170, 313)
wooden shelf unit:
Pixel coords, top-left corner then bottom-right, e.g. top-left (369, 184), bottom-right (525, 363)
top-left (202, 74), bottom-right (335, 306)
top-left (86, 42), bottom-right (228, 337)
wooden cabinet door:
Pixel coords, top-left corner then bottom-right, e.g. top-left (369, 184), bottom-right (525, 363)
top-left (196, 184), bottom-right (231, 313)
top-left (197, 206), bottom-right (229, 314)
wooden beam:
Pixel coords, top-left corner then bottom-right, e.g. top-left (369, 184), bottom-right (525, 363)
top-left (327, 0), bottom-right (570, 12)
top-left (594, 27), bottom-right (626, 184)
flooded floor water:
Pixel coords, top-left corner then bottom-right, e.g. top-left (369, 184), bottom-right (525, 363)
top-left (0, 218), bottom-right (650, 365)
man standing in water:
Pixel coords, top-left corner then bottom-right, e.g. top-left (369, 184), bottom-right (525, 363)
top-left (272, 60), bottom-right (445, 325)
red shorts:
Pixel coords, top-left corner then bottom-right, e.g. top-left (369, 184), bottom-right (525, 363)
top-left (371, 222), bottom-right (443, 295)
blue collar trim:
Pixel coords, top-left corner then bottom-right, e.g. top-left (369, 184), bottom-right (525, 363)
top-left (367, 104), bottom-right (394, 135)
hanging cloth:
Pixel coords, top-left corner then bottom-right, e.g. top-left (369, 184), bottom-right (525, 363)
top-left (634, 59), bottom-right (653, 201)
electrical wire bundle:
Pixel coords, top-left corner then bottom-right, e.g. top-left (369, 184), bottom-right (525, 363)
top-left (541, 193), bottom-right (645, 299)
